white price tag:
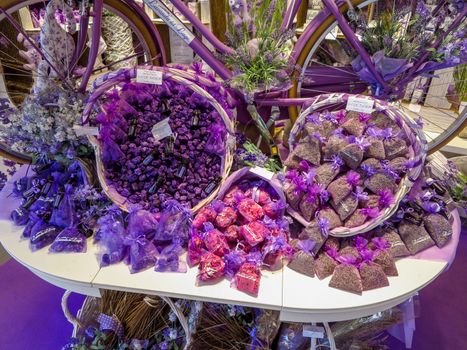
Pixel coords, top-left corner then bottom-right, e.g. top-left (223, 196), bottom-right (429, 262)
top-left (408, 103), bottom-right (422, 113)
top-left (136, 69), bottom-right (163, 85)
top-left (250, 166), bottom-right (274, 181)
top-left (346, 96), bottom-right (374, 114)
top-left (73, 125), bottom-right (99, 136)
top-left (151, 118), bottom-right (173, 141)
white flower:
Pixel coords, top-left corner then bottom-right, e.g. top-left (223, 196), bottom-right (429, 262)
top-left (168, 312), bottom-right (177, 322)
top-left (169, 329), bottom-right (177, 340)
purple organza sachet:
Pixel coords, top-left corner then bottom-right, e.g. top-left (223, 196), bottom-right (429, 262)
top-left (49, 227), bottom-right (87, 253)
top-left (49, 184), bottom-right (75, 228)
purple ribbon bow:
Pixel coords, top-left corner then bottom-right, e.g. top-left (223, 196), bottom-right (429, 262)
top-left (297, 239), bottom-right (316, 255)
top-left (329, 155), bottom-right (344, 170)
top-left (360, 164), bottom-right (377, 177)
top-left (353, 186), bottom-right (369, 201)
top-left (378, 189), bottom-right (395, 209)
top-left (381, 160), bottom-right (400, 180)
top-left (371, 237), bottom-right (390, 251)
top-left (336, 254), bottom-right (358, 266)
top-left (318, 217), bottom-right (330, 238)
top-left (422, 201), bottom-right (442, 214)
top-left (350, 136), bottom-right (371, 150)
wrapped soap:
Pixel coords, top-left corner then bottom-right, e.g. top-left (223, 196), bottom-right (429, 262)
top-left (30, 224), bottom-right (61, 252)
top-left (188, 231), bottom-right (203, 266)
top-left (288, 239), bottom-right (315, 277)
top-left (204, 228), bottom-right (229, 257)
top-left (263, 200), bottom-right (286, 219)
top-left (329, 254), bottom-right (363, 295)
top-left (223, 186), bottom-right (243, 206)
top-left (49, 227), bottom-right (87, 253)
top-left (233, 263), bottom-right (261, 295)
top-left (423, 213), bottom-right (452, 248)
top-left (314, 248), bottom-right (338, 280)
top-left (240, 221), bottom-right (270, 246)
top-left (238, 197), bottom-right (264, 222)
top-left (215, 206), bottom-right (237, 228)
top-left (371, 237), bottom-right (398, 276)
top-left (317, 208), bottom-right (342, 230)
top-left (365, 173), bottom-right (397, 194)
top-left (374, 228), bottom-right (410, 258)
top-left (245, 185), bottom-right (272, 205)
top-left (398, 220), bottom-right (435, 254)
top-left (331, 195), bottom-right (358, 221)
top-left (224, 225), bottom-right (241, 243)
top-left (339, 143), bottom-right (364, 169)
top-left (327, 176), bottom-right (352, 204)
top-left (198, 251), bottom-right (225, 282)
top-left (358, 249), bottom-right (389, 291)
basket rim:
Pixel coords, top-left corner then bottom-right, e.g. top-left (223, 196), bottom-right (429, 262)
top-left (286, 93), bottom-right (427, 237)
top-left (82, 66), bottom-right (236, 213)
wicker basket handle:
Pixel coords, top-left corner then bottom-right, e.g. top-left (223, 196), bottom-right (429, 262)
top-left (144, 296), bottom-right (192, 350)
top-left (61, 290), bottom-right (83, 329)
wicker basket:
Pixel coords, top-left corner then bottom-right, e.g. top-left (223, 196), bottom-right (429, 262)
top-left (82, 66), bottom-right (236, 213)
top-left (288, 93), bottom-right (427, 237)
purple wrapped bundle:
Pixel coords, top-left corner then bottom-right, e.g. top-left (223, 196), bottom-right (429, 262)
top-left (204, 123), bottom-right (226, 156)
top-left (365, 173), bottom-right (397, 194)
top-left (365, 137), bottom-right (386, 159)
top-left (398, 220), bottom-right (435, 254)
top-left (331, 195), bottom-right (358, 221)
top-left (358, 249), bottom-right (389, 291)
top-left (313, 247), bottom-right (338, 280)
top-left (315, 162), bottom-right (340, 187)
top-left (124, 234), bottom-right (158, 274)
top-left (49, 184), bottom-right (75, 228)
top-left (224, 249), bottom-right (247, 278)
top-left (11, 207), bottom-right (30, 226)
top-left (154, 200), bottom-right (191, 243)
top-left (317, 208), bottom-right (342, 230)
top-left (423, 214), bottom-right (452, 248)
top-left (327, 176), bottom-right (352, 204)
top-left (49, 227), bottom-right (87, 253)
top-left (154, 243), bottom-right (187, 273)
top-left (373, 228), bottom-right (410, 258)
top-left (293, 135), bottom-right (321, 166)
top-left (383, 138), bottom-right (407, 160)
top-left (29, 223), bottom-right (61, 252)
top-left (329, 254), bottom-right (363, 295)
top-left (323, 134), bottom-right (348, 159)
top-left (21, 213), bottom-right (43, 239)
top-left (371, 237), bottom-right (398, 276)
top-left (288, 249), bottom-right (315, 277)
top-left (100, 128), bottom-right (124, 166)
top-left (341, 114), bottom-right (367, 137)
top-left (127, 207), bottom-right (158, 239)
top-left (339, 143), bottom-right (364, 170)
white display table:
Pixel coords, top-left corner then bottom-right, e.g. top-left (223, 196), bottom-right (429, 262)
top-left (0, 174), bottom-right (461, 322)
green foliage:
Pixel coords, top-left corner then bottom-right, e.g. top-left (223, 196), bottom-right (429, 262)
top-left (453, 64), bottom-right (467, 102)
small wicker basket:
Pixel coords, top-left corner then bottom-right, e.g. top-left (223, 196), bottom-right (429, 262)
top-left (287, 93), bottom-right (427, 237)
top-left (82, 66), bottom-right (236, 213)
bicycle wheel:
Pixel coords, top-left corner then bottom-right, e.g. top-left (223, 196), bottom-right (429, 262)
top-left (289, 0), bottom-right (466, 154)
top-left (0, 0), bottom-right (163, 163)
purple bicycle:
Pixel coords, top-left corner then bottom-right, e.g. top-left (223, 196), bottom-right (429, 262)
top-left (0, 0), bottom-right (465, 164)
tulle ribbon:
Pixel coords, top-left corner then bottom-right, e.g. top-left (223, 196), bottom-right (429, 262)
top-left (97, 314), bottom-right (125, 339)
top-left (371, 237), bottom-right (390, 251)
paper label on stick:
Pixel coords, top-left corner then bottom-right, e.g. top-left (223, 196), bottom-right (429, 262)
top-left (73, 125), bottom-right (99, 136)
top-left (151, 118), bottom-right (173, 141)
top-left (250, 166), bottom-right (274, 181)
top-left (136, 69), bottom-right (163, 85)
top-left (346, 96), bottom-right (374, 114)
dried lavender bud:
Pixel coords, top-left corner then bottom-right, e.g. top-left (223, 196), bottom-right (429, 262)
top-left (423, 213), bottom-right (452, 248)
top-left (323, 134), bottom-right (348, 159)
top-left (339, 246), bottom-right (360, 259)
top-left (327, 176), bottom-right (352, 204)
top-left (365, 137), bottom-right (386, 159)
top-left (342, 117), bottom-right (366, 137)
top-left (324, 236), bottom-right (340, 251)
top-left (284, 184), bottom-right (303, 211)
top-left (389, 157), bottom-right (408, 173)
top-left (288, 251), bottom-right (315, 277)
top-left (345, 209), bottom-right (367, 228)
top-left (374, 228), bottom-right (410, 258)
top-left (317, 208), bottom-right (342, 229)
top-left (299, 196), bottom-right (319, 222)
top-left (293, 135), bottom-right (321, 166)
top-left (373, 250), bottom-right (398, 276)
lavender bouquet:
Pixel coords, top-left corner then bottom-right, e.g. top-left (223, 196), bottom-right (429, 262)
top-left (221, 0), bottom-right (295, 97)
top-left (0, 86), bottom-right (91, 161)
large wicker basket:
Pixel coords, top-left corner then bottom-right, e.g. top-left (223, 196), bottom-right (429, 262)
top-left (287, 93), bottom-right (427, 237)
top-left (81, 66), bottom-right (235, 213)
